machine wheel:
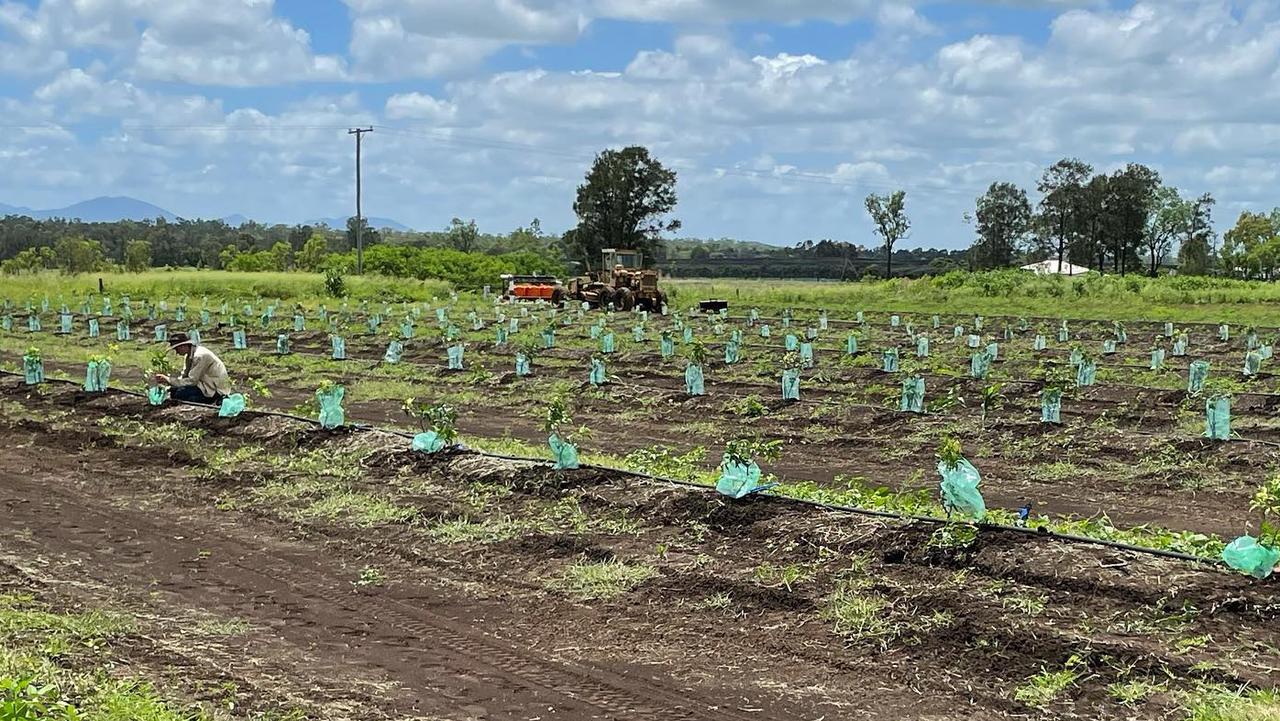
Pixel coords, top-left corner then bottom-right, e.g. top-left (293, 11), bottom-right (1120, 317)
top-left (551, 286), bottom-right (565, 306)
top-left (656, 291), bottom-right (669, 314)
top-left (597, 287), bottom-right (614, 310)
top-left (615, 288), bottom-right (635, 311)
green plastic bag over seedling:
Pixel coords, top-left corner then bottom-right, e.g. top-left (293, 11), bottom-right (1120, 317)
top-left (1150, 348), bottom-right (1165, 370)
top-left (331, 335), bottom-right (346, 361)
top-left (589, 358), bottom-right (607, 386)
top-left (890, 314), bottom-right (900, 328)
top-left (716, 459), bottom-right (776, 499)
top-left (882, 348), bottom-right (900, 373)
top-left (1188, 360), bottom-right (1209, 395)
top-left (600, 332), bottom-right (615, 354)
top-left (967, 334), bottom-right (981, 349)
top-left (953, 325), bottom-right (964, 338)
top-left (276, 334), bottom-right (290, 355)
top-left (23, 353), bottom-right (43, 385)
top-left (233, 330), bottom-right (247, 350)
top-left (938, 458), bottom-right (986, 521)
top-left (683, 327), bottom-right (693, 344)
top-left (447, 344), bottom-right (465, 370)
top-left (916, 336), bottom-right (930, 358)
top-left (1058, 327), bottom-right (1069, 343)
top-left (785, 334), bottom-right (799, 351)
top-left (760, 324), bottom-right (771, 338)
top-left (400, 321), bottom-right (414, 339)
top-left (632, 326), bottom-right (645, 342)
top-left (316, 385), bottom-right (345, 429)
top-left (1034, 335), bottom-right (1046, 351)
top-left (986, 342), bottom-right (999, 361)
top-left (973, 316), bottom-right (984, 331)
top-left (188, 329), bottom-right (201, 346)
top-left (549, 434), bottom-right (579, 470)
top-left (1163, 322), bottom-right (1174, 338)
top-left (509, 318), bottom-right (520, 333)
top-left (436, 308), bottom-right (448, 324)
top-left (26, 315), bottom-right (40, 332)
top-left (293, 314), bottom-right (304, 332)
top-left (1069, 347), bottom-right (1083, 366)
top-left (83, 359), bottom-right (111, 392)
top-left (412, 431), bottom-right (447, 454)
top-left (495, 326), bottom-right (508, 346)
top-left (846, 334), bottom-right (859, 355)
top-left (384, 340), bottom-right (403, 364)
top-left (1003, 326), bottom-right (1013, 341)
top-left (970, 351), bottom-right (991, 380)
top-left (819, 313), bottom-right (828, 331)
top-left (1102, 339), bottom-right (1116, 355)
top-left (900, 375), bottom-right (925, 414)
top-left (218, 393), bottom-right (246, 418)
top-left (724, 340), bottom-right (740, 365)
top-left (931, 314), bottom-right (940, 329)
top-left (1243, 351), bottom-right (1262, 377)
top-left (60, 313), bottom-right (71, 334)
top-left (660, 333), bottom-right (675, 359)
top-left (685, 363), bottom-right (705, 396)
top-left (1219, 324), bottom-right (1230, 341)
top-left (88, 318), bottom-right (99, 338)
top-left (147, 385), bottom-right (168, 406)
top-left (799, 342), bottom-right (814, 368)
top-left (1076, 360), bottom-right (1097, 387)
top-left (154, 324), bottom-right (168, 343)
top-left (542, 328), bottom-right (556, 349)
top-left (1205, 395), bottom-right (1230, 441)
top-left (1, 315), bottom-right (11, 331)
top-left (117, 321), bottom-right (129, 341)
top-left (855, 310), bottom-right (865, 324)
top-left (515, 353), bottom-right (531, 377)
top-left (1222, 536), bottom-right (1280, 579)
top-left (1041, 388), bottom-right (1062, 424)
top-left (781, 368), bottom-right (800, 401)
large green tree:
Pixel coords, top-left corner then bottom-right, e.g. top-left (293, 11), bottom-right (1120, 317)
top-left (570, 146), bottom-right (680, 270)
top-left (1144, 187), bottom-right (1188, 276)
top-left (123, 239), bottom-right (151, 272)
top-left (1177, 193), bottom-right (1216, 276)
top-left (296, 232), bottom-right (329, 271)
top-left (864, 191), bottom-right (910, 278)
top-left (971, 182), bottom-right (1031, 269)
top-left (1036, 158), bottom-right (1093, 273)
top-left (1104, 163), bottom-right (1161, 274)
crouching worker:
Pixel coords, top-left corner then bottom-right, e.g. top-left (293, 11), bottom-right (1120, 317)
top-left (153, 332), bottom-right (232, 405)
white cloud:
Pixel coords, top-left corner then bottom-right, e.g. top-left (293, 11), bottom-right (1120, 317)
top-left (385, 92), bottom-right (459, 123)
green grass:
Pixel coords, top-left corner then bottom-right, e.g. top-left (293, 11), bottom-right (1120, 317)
top-left (552, 560), bottom-right (658, 600)
top-left (0, 270), bottom-right (451, 304)
top-left (1184, 685), bottom-right (1280, 721)
top-left (300, 490), bottom-right (419, 527)
top-left (0, 593), bottom-right (213, 721)
top-left (1014, 663), bottom-right (1082, 708)
top-left (1107, 678), bottom-right (1166, 706)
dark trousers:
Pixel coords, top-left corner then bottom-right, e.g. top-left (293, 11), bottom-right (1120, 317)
top-left (171, 385), bottom-right (223, 405)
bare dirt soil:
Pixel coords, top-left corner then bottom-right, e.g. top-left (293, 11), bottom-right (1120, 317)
top-left (2, 377), bottom-right (1279, 720)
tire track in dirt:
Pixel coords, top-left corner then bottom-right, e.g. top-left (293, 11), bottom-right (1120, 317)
top-left (0, 446), bottom-right (791, 721)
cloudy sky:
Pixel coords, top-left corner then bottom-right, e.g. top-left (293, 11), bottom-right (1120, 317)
top-left (0, 0), bottom-right (1276, 248)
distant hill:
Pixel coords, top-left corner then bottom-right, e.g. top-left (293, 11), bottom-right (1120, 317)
top-left (308, 216), bottom-right (412, 232)
top-left (220, 214), bottom-right (250, 227)
top-left (15, 196), bottom-right (178, 222)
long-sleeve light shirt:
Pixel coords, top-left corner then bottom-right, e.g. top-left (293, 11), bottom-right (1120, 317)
top-left (172, 345), bottom-right (233, 398)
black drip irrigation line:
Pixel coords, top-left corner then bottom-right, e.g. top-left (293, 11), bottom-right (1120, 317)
top-left (0, 371), bottom-right (1230, 570)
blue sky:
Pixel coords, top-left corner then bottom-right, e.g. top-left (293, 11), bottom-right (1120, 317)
top-left (0, 0), bottom-right (1275, 248)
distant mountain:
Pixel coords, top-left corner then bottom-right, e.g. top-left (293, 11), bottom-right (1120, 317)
top-left (308, 216), bottom-right (412, 232)
top-left (29, 196), bottom-right (178, 222)
top-left (220, 214), bottom-right (250, 227)
top-left (0, 202), bottom-right (34, 216)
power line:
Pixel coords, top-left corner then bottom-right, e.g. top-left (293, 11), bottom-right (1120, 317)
top-left (348, 127), bottom-right (373, 275)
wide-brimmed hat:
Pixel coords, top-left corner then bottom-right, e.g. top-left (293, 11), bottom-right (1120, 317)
top-left (167, 332), bottom-right (194, 350)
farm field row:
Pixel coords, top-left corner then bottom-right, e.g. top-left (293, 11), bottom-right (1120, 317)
top-left (4, 299), bottom-right (1278, 547)
top-left (1, 377), bottom-right (1278, 720)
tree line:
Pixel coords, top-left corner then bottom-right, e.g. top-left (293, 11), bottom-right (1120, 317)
top-left (2, 146), bottom-right (1276, 283)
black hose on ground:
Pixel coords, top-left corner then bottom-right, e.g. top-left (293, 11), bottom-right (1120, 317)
top-left (0, 371), bottom-right (1229, 570)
